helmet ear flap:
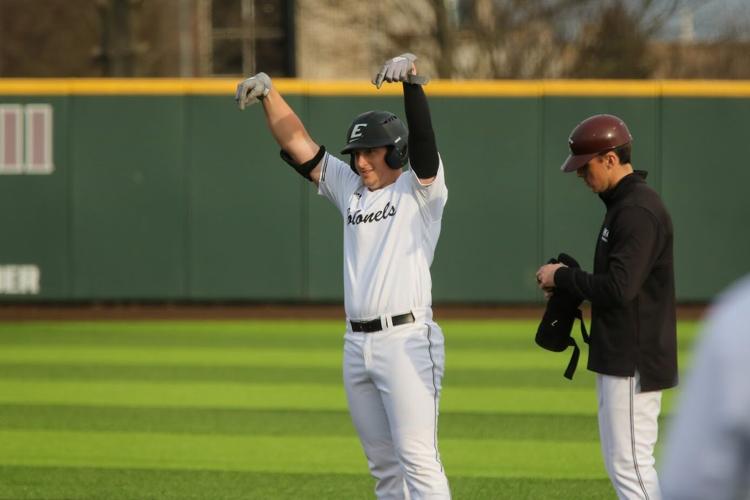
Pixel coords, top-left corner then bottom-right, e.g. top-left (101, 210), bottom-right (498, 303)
top-left (385, 144), bottom-right (408, 169)
top-left (349, 154), bottom-right (357, 174)
top-left (385, 147), bottom-right (400, 169)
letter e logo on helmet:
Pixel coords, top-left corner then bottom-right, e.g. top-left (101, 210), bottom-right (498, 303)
top-left (350, 123), bottom-right (367, 142)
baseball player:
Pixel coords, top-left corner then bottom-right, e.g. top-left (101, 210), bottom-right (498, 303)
top-left (235, 53), bottom-right (450, 499)
top-left (660, 274), bottom-right (750, 500)
top-left (536, 115), bottom-right (678, 499)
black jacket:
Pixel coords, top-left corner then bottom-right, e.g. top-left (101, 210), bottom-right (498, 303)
top-left (554, 171), bottom-right (678, 391)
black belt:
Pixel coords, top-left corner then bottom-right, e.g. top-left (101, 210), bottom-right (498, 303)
top-left (350, 312), bottom-right (415, 333)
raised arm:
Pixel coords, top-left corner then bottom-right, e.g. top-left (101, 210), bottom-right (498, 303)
top-left (403, 82), bottom-right (438, 184)
top-left (373, 54), bottom-right (438, 184)
top-left (235, 73), bottom-right (323, 184)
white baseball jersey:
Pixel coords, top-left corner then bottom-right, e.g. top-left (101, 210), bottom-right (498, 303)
top-left (660, 274), bottom-right (750, 500)
top-left (317, 152), bottom-right (448, 320)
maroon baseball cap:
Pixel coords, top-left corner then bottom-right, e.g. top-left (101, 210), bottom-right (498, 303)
top-left (560, 114), bottom-right (633, 172)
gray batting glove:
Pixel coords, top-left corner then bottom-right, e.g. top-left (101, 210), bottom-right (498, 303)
top-left (373, 53), bottom-right (419, 89)
top-left (235, 72), bottom-right (272, 110)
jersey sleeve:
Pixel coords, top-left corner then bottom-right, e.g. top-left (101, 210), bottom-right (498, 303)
top-left (407, 154), bottom-right (448, 222)
top-left (317, 152), bottom-right (361, 214)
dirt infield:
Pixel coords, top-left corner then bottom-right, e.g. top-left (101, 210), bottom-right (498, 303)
top-left (0, 302), bottom-right (708, 321)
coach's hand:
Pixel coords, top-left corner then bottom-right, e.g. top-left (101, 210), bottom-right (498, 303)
top-left (235, 72), bottom-right (272, 110)
top-left (536, 263), bottom-right (566, 290)
top-left (373, 53), bottom-right (429, 88)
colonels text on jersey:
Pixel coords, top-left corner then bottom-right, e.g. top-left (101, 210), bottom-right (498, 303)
top-left (346, 200), bottom-right (397, 226)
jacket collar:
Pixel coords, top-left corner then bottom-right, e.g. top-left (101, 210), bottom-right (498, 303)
top-left (599, 170), bottom-right (648, 207)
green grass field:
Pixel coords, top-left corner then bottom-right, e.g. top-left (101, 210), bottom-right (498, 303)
top-left (0, 318), bottom-right (700, 499)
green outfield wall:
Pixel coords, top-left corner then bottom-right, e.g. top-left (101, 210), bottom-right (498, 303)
top-left (1, 79), bottom-right (748, 303)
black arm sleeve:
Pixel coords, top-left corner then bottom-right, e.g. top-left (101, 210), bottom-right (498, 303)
top-left (554, 206), bottom-right (660, 307)
top-left (403, 83), bottom-right (439, 179)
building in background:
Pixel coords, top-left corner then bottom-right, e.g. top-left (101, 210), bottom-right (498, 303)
top-left (0, 0), bottom-right (294, 78)
top-left (0, 0), bottom-right (749, 79)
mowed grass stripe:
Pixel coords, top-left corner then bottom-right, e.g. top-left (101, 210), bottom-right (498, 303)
top-left (0, 379), bottom-right (601, 414)
top-left (0, 346), bottom-right (342, 368)
top-left (0, 430), bottom-right (608, 479)
top-left (0, 320), bottom-right (547, 341)
top-left (0, 320), bottom-right (346, 340)
top-left (0, 466), bottom-right (615, 500)
top-left (0, 362), bottom-right (605, 388)
top-left (0, 405), bottom-right (616, 441)
top-left (0, 319), bottom-right (701, 350)
top-left (0, 379), bottom-right (678, 414)
top-left (0, 345), bottom-right (695, 371)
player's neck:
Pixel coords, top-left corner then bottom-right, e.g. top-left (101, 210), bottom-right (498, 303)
top-left (607, 164), bottom-right (634, 190)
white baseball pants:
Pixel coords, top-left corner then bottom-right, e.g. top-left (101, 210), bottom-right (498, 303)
top-left (343, 321), bottom-right (451, 500)
top-left (597, 371), bottom-right (663, 500)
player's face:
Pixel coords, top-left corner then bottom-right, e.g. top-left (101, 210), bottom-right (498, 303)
top-left (354, 147), bottom-right (399, 190)
top-left (577, 154), bottom-right (611, 193)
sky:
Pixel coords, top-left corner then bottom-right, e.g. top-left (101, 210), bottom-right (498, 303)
top-left (658, 0), bottom-right (750, 40)
top-left (551, 0), bottom-right (750, 41)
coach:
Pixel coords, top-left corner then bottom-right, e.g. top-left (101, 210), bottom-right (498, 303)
top-left (536, 114), bottom-right (678, 500)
